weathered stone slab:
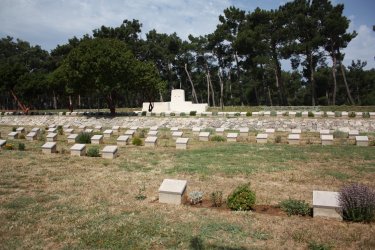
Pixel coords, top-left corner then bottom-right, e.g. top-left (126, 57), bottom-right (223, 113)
top-left (319, 129), bottom-right (330, 135)
top-left (314, 111), bottom-right (323, 117)
top-left (256, 133), bottom-right (268, 144)
top-left (289, 111), bottom-right (296, 117)
top-left (356, 136), bottom-right (369, 146)
top-left (150, 126), bottom-right (158, 131)
top-left (176, 137), bottom-right (189, 150)
top-left (341, 111), bottom-right (348, 118)
top-left (148, 130), bottom-right (158, 136)
top-left (276, 111), bottom-right (283, 117)
top-left (313, 191), bottom-right (342, 220)
top-left (78, 125), bottom-right (86, 132)
top-left (326, 111), bottom-right (335, 117)
top-left (321, 134), bottom-right (334, 145)
top-left (291, 129), bottom-right (302, 134)
top-left (63, 125), bottom-right (70, 130)
top-left (94, 125), bottom-right (102, 132)
top-left (47, 127), bottom-right (57, 133)
top-left (67, 134), bottom-right (78, 143)
top-left (112, 125), bottom-right (120, 133)
top-left (348, 130), bottom-right (359, 139)
top-left (0, 139), bottom-right (6, 148)
top-left (91, 135), bottom-right (104, 144)
top-left (265, 128), bottom-right (275, 134)
top-left (159, 179), bottom-right (187, 205)
top-left (103, 129), bottom-right (113, 138)
top-left (8, 132), bottom-right (19, 139)
top-left (130, 126), bottom-right (139, 131)
top-left (252, 112), bottom-right (259, 117)
top-left (26, 132), bottom-right (37, 141)
top-left (46, 133), bottom-right (57, 142)
top-left (42, 142), bottom-right (57, 154)
top-left (48, 124), bottom-right (57, 129)
top-left (355, 112), bottom-right (363, 118)
top-left (215, 127), bottom-right (225, 135)
top-left (117, 135), bottom-right (130, 146)
top-left (170, 127), bottom-right (179, 132)
top-left (145, 136), bottom-right (157, 147)
top-left (84, 128), bottom-right (93, 133)
top-left (264, 111), bottom-right (271, 117)
top-left (288, 134), bottom-right (300, 145)
top-left (16, 127), bottom-right (25, 134)
top-left (192, 127), bottom-right (201, 135)
top-left (102, 145), bottom-right (118, 159)
top-left (199, 132), bottom-right (210, 141)
top-left (70, 143), bottom-right (86, 156)
top-left (302, 111), bottom-right (308, 118)
top-left (172, 131), bottom-right (183, 139)
top-left (65, 128), bottom-right (74, 135)
top-left (239, 127), bottom-right (249, 136)
top-left (370, 112), bottom-right (375, 118)
top-left (124, 129), bottom-right (136, 139)
top-left (227, 133), bottom-right (238, 142)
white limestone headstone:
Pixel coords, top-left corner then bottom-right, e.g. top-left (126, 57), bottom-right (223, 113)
top-left (159, 179), bottom-right (187, 205)
top-left (313, 191), bottom-right (342, 220)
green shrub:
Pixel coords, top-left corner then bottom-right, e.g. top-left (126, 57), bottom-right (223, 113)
top-left (363, 112), bottom-right (370, 118)
top-left (180, 112), bottom-right (186, 117)
top-left (57, 125), bottom-right (64, 135)
top-left (160, 112), bottom-right (165, 117)
top-left (279, 198), bottom-right (310, 216)
top-left (234, 112), bottom-right (240, 116)
top-left (308, 111), bottom-right (314, 117)
top-left (212, 112), bottom-right (218, 116)
top-left (246, 112), bottom-right (252, 117)
top-left (190, 111), bottom-right (197, 116)
top-left (170, 112), bottom-right (175, 116)
top-left (132, 137), bottom-right (142, 146)
top-left (12, 127), bottom-right (16, 132)
top-left (270, 111), bottom-right (277, 117)
top-left (75, 132), bottom-right (91, 144)
top-left (348, 111), bottom-right (356, 118)
top-left (335, 111), bottom-right (341, 117)
top-left (151, 112), bottom-right (156, 116)
top-left (141, 111), bottom-right (147, 116)
top-left (211, 135), bottom-right (226, 142)
top-left (62, 111), bottom-right (66, 115)
top-left (333, 130), bottom-right (348, 139)
top-left (275, 135), bottom-right (282, 143)
top-left (339, 183), bottom-right (375, 222)
top-left (19, 134), bottom-right (25, 139)
top-left (4, 144), bottom-right (14, 150)
top-left (308, 241), bottom-right (333, 250)
top-left (282, 112), bottom-right (288, 116)
top-left (189, 191), bottom-right (204, 205)
top-left (18, 143), bottom-right (25, 151)
top-left (87, 146), bottom-right (100, 157)
top-left (210, 191), bottom-right (223, 207)
top-left (296, 112), bottom-right (302, 117)
top-left (227, 184), bottom-right (256, 211)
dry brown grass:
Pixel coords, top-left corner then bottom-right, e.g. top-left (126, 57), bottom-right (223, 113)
top-left (0, 125), bottom-right (374, 249)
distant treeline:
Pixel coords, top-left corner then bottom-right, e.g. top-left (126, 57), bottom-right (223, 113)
top-left (1, 0), bottom-right (375, 114)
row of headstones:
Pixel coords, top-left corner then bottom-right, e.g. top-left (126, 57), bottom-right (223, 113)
top-left (4, 125), bottom-right (370, 148)
top-left (159, 179), bottom-right (343, 220)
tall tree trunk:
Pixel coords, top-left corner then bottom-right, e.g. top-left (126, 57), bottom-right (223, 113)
top-left (271, 44), bottom-right (289, 105)
top-left (339, 61), bottom-right (355, 105)
top-left (309, 52), bottom-right (316, 106)
top-left (68, 95), bottom-right (73, 112)
top-left (10, 90), bottom-right (29, 114)
top-left (331, 54), bottom-right (337, 106)
top-left (53, 90), bottom-right (57, 110)
top-left (206, 74), bottom-right (210, 106)
top-left (234, 51), bottom-right (244, 105)
top-left (218, 69), bottom-right (224, 110)
top-left (107, 93), bottom-right (116, 115)
top-left (78, 94), bottom-right (81, 108)
top-left (267, 86), bottom-right (273, 106)
top-left (209, 76), bottom-right (216, 107)
top-left (184, 63), bottom-right (198, 103)
top-left (205, 63), bottom-right (215, 107)
top-left (254, 87), bottom-right (260, 106)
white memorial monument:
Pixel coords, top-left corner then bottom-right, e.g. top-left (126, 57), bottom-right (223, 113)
top-left (142, 89), bottom-right (208, 113)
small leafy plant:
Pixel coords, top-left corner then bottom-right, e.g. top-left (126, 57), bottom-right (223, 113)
top-left (135, 183), bottom-right (147, 200)
top-left (211, 135), bottom-right (226, 142)
top-left (227, 184), bottom-right (256, 211)
top-left (275, 135), bottom-right (282, 143)
top-left (18, 143), bottom-right (25, 151)
top-left (132, 137), bottom-right (142, 146)
top-left (141, 111), bottom-right (147, 116)
top-left (4, 144), bottom-right (14, 150)
top-left (210, 191), bottom-right (223, 207)
top-left (75, 132), bottom-right (91, 144)
top-left (189, 191), bottom-right (203, 205)
top-left (246, 112), bottom-right (252, 117)
top-left (190, 111), bottom-right (197, 116)
top-left (279, 198), bottom-right (310, 216)
top-left (12, 127), bottom-right (16, 132)
top-left (57, 125), bottom-right (64, 135)
top-left (19, 134), bottom-right (26, 139)
top-left (87, 146), bottom-right (100, 157)
top-left (338, 183), bottom-right (375, 222)
top-left (348, 112), bottom-right (356, 118)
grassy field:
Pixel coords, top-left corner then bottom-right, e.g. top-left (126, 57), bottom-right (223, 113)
top-left (0, 125), bottom-right (374, 249)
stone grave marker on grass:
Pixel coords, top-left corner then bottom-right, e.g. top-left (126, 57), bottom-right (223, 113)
top-left (26, 132), bottom-right (37, 141)
top-left (8, 132), bottom-right (19, 139)
top-left (117, 135), bottom-right (130, 146)
top-left (319, 129), bottom-right (330, 135)
top-left (150, 126), bottom-right (158, 131)
top-left (47, 127), bottom-right (57, 133)
top-left (67, 134), bottom-right (78, 143)
top-left (227, 133), bottom-right (238, 142)
top-left (65, 128), bottom-right (74, 135)
top-left (46, 133), bottom-right (57, 142)
top-left (94, 125), bottom-right (102, 132)
top-left (192, 127), bottom-right (201, 135)
top-left (256, 133), bottom-right (268, 144)
top-left (313, 190), bottom-right (342, 220)
top-left (103, 129), bottom-right (113, 138)
top-left (356, 136), bottom-right (369, 146)
top-left (145, 136), bottom-right (157, 147)
top-left (91, 135), bottom-right (104, 144)
top-left (239, 127), bottom-right (249, 136)
top-left (291, 129), bottom-right (302, 134)
top-left (0, 139), bottom-right (6, 149)
top-left (102, 145), bottom-right (118, 159)
top-left (348, 130), bottom-right (359, 139)
top-left (31, 127), bottom-right (40, 135)
top-left (159, 179), bottom-right (187, 205)
top-left (288, 134), bottom-right (300, 145)
top-left (148, 130), bottom-right (158, 136)
top-left (16, 127), bottom-right (25, 134)
top-left (321, 134), bottom-right (334, 146)
top-left (265, 128), bottom-right (275, 134)
top-left (172, 131), bottom-right (183, 140)
top-left (199, 132), bottom-right (210, 141)
top-left (215, 127), bottom-right (225, 135)
top-left (124, 130), bottom-right (136, 139)
top-left (70, 143), bottom-right (86, 156)
top-left (42, 142), bottom-right (57, 154)
top-left (176, 138), bottom-right (189, 150)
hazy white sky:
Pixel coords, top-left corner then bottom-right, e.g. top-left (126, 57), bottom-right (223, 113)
top-left (0, 0), bottom-right (374, 69)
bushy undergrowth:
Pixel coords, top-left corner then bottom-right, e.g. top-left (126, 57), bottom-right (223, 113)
top-left (18, 143), bottom-right (25, 151)
top-left (227, 184), bottom-right (256, 211)
top-left (211, 135), bottom-right (226, 142)
top-left (279, 198), bottom-right (310, 216)
top-left (210, 191), bottom-right (223, 207)
top-left (76, 132), bottom-right (91, 144)
top-left (87, 146), bottom-right (100, 157)
top-left (338, 183), bottom-right (375, 222)
top-left (132, 137), bottom-right (142, 146)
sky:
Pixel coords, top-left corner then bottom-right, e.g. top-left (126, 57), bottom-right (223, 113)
top-left (0, 0), bottom-right (374, 69)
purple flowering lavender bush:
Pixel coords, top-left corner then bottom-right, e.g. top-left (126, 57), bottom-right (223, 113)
top-left (338, 183), bottom-right (375, 222)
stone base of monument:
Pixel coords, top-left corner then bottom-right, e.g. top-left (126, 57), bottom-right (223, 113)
top-left (199, 132), bottom-right (210, 141)
top-left (313, 191), bottom-right (342, 220)
top-left (117, 135), bottom-right (129, 146)
top-left (102, 145), bottom-right (118, 159)
top-left (70, 144), bottom-right (86, 156)
top-left (356, 136), bottom-right (369, 146)
top-left (0, 139), bottom-right (7, 149)
top-left (42, 142), bottom-right (57, 154)
top-left (26, 132), bottom-right (37, 141)
top-left (321, 135), bottom-right (333, 146)
top-left (288, 134), bottom-right (300, 145)
top-left (103, 130), bottom-right (113, 138)
top-left (124, 130), bottom-right (136, 139)
top-left (145, 136), bottom-right (157, 147)
top-left (67, 134), bottom-right (78, 143)
top-left (159, 179), bottom-right (187, 205)
top-left (91, 135), bottom-right (104, 144)
top-left (227, 133), bottom-right (238, 142)
top-left (65, 128), bottom-right (74, 135)
top-left (16, 127), bottom-right (25, 134)
top-left (256, 134), bottom-right (268, 144)
top-left (46, 133), bottom-right (57, 142)
top-left (176, 138), bottom-right (189, 150)
top-left (31, 127), bottom-right (40, 135)
top-left (192, 127), bottom-right (201, 135)
top-left (215, 128), bottom-right (224, 135)
top-left (172, 131), bottom-right (183, 140)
